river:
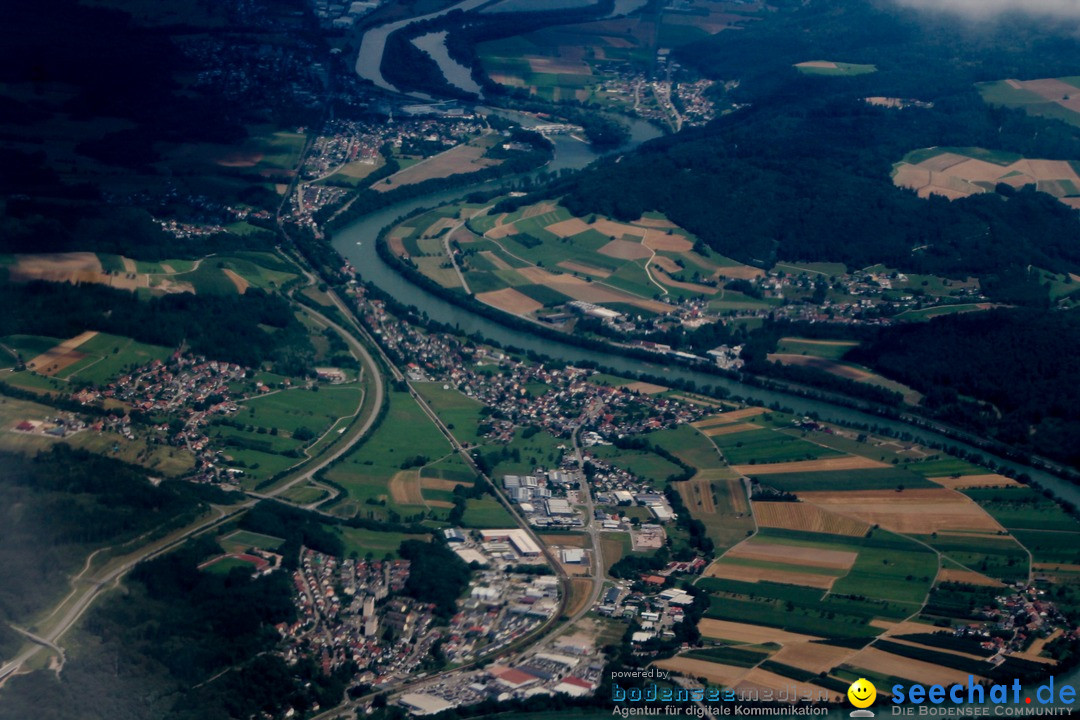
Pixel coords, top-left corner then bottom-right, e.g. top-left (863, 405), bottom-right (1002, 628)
top-left (343, 9), bottom-right (1080, 714)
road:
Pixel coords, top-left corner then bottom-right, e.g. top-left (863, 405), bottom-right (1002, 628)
top-left (0, 268), bottom-right (388, 687)
top-left (0, 503), bottom-right (246, 686)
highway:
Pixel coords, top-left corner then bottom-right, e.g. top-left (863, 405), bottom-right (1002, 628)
top-left (0, 269), bottom-right (387, 688)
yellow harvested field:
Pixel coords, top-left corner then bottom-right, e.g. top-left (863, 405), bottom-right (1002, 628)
top-left (1026, 629), bottom-right (1063, 659)
top-left (419, 478), bottom-right (473, 491)
top-left (622, 381), bottom-right (667, 394)
top-left (848, 647), bottom-right (984, 685)
top-left (796, 61), bottom-right (839, 69)
top-left (513, 266), bottom-right (671, 313)
top-left (769, 354), bottom-right (877, 382)
top-left (557, 260), bottom-right (612, 278)
top-left (753, 502), bottom-right (869, 537)
top-left (539, 534), bottom-right (590, 548)
top-left (894, 148), bottom-right (1080, 206)
top-left (476, 288), bottom-right (543, 316)
top-left (698, 619), bottom-right (821, 645)
top-left (8, 252), bottom-right (153, 292)
top-left (374, 141), bottom-right (499, 193)
top-left (388, 470), bottom-right (424, 505)
top-left (652, 267), bottom-right (719, 295)
top-left (735, 455), bottom-right (889, 475)
top-left (545, 217), bottom-right (593, 237)
top-left (223, 268), bottom-right (249, 294)
top-left (799, 488), bottom-right (1004, 534)
top-left (714, 264), bottom-right (766, 280)
top-left (653, 657), bottom-right (750, 686)
top-left (678, 479), bottom-right (717, 514)
top-left (726, 541), bottom-right (857, 570)
top-left (930, 473), bottom-right (1022, 489)
top-left (703, 560), bottom-right (838, 589)
top-left (642, 231), bottom-right (693, 252)
top-left (590, 219), bottom-right (645, 239)
top-left (693, 407), bottom-right (768, 427)
top-left (565, 578), bottom-right (594, 617)
top-left (728, 478), bottom-right (750, 515)
top-left (935, 568), bottom-right (1003, 587)
top-left (527, 56), bottom-right (590, 74)
top-left (649, 255), bottom-right (683, 273)
top-left (598, 238), bottom-right (651, 260)
top-left (877, 620), bottom-right (938, 636)
top-left (26, 331), bottom-right (99, 376)
top-left (780, 337), bottom-right (859, 348)
top-left (702, 423), bottom-right (762, 437)
top-left (771, 642), bottom-right (858, 674)
top-left (635, 215), bottom-right (677, 228)
top-left (480, 250), bottom-right (513, 270)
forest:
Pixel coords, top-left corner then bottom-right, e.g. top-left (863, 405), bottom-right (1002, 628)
top-left (0, 535), bottom-right (349, 720)
top-left (0, 447), bottom-right (210, 661)
top-left (0, 280), bottom-right (314, 373)
top-left (490, 0), bottom-right (1080, 299)
top-left (850, 309), bottom-right (1080, 468)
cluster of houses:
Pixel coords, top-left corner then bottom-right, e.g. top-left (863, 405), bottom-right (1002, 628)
top-left (356, 290), bottom-right (712, 444)
top-left (280, 550), bottom-right (429, 683)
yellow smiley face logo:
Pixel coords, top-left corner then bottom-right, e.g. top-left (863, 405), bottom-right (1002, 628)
top-left (848, 678), bottom-right (876, 708)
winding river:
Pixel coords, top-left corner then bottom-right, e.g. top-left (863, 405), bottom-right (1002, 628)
top-left (343, 10), bottom-right (1080, 710)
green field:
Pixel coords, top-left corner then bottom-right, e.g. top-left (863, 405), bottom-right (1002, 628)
top-left (220, 529), bottom-right (285, 554)
top-left (203, 556), bottom-right (259, 575)
top-left (589, 445), bottom-right (684, 487)
top-left (915, 533), bottom-right (1028, 583)
top-left (55, 334), bottom-right (174, 384)
top-left (748, 467), bottom-right (935, 492)
top-left (977, 77), bottom-right (1080, 128)
top-left (650, 424), bottom-right (722, 470)
top-left (776, 338), bottom-right (859, 360)
top-left (710, 428), bottom-right (842, 465)
top-left (964, 486), bottom-right (1080, 532)
top-left (461, 498), bottom-right (517, 528)
top-left (324, 390), bottom-right (454, 520)
top-left (795, 61), bottom-right (877, 76)
top-left (332, 526), bottom-right (430, 559)
top-left (703, 529), bottom-right (936, 640)
top-left (412, 382), bottom-right (489, 446)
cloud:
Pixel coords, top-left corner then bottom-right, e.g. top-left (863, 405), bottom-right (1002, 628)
top-left (892, 0), bottom-right (1080, 19)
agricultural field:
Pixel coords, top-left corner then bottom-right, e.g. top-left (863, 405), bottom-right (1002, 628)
top-left (331, 526), bottom-right (430, 559)
top-left (766, 352), bottom-right (923, 404)
top-left (794, 61), bottom-right (876, 76)
top-left (1, 250), bottom-right (299, 297)
top-left (461, 498), bottom-right (517, 528)
top-left (676, 400), bottom-right (1077, 688)
top-left (412, 382), bottom-right (490, 447)
top-left (5, 331), bottom-right (173, 386)
top-left (323, 389), bottom-right (456, 521)
top-left (373, 134), bottom-right (502, 193)
top-left (892, 146), bottom-right (1080, 209)
top-left (0, 394), bottom-right (196, 476)
top-left (393, 200), bottom-right (763, 319)
top-left (977, 76), bottom-right (1080, 129)
top-left (775, 337), bottom-right (859, 360)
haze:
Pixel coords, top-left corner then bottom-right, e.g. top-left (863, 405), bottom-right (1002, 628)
top-left (893, 0), bottom-right (1080, 19)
